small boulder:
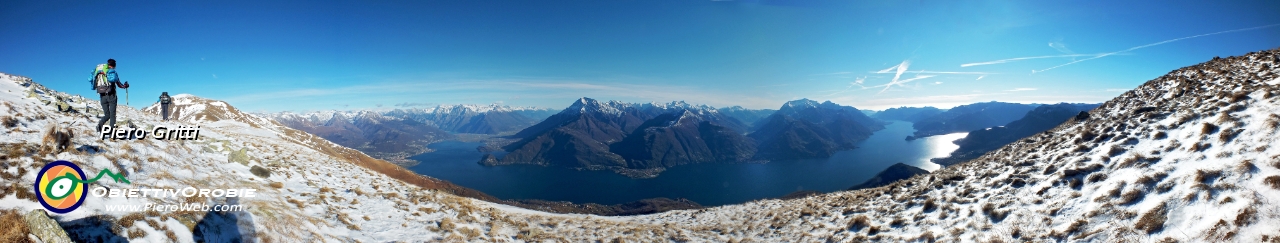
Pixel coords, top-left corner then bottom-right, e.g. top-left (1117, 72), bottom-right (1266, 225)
top-left (1074, 111), bottom-right (1090, 121)
top-left (228, 148), bottom-right (250, 165)
top-left (250, 165), bottom-right (271, 178)
top-left (22, 210), bottom-right (71, 243)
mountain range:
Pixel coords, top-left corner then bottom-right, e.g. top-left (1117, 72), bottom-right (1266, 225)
top-left (931, 103), bottom-right (1100, 166)
top-left (383, 104), bottom-right (557, 134)
top-left (872, 106), bottom-right (945, 123)
top-left (716, 106), bottom-right (776, 128)
top-left (262, 105), bottom-right (556, 163)
top-left (1, 47), bottom-right (1277, 242)
top-left (489, 98), bottom-right (758, 177)
top-left (749, 99), bottom-right (885, 160)
top-left (487, 97), bottom-right (885, 177)
top-left (263, 110), bottom-right (454, 164)
top-left (906, 101), bottom-right (1039, 140)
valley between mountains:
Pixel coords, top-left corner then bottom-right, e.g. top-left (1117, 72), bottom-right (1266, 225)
top-left (0, 48), bottom-right (1277, 242)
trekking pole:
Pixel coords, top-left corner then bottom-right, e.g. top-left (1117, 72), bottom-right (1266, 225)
top-left (125, 84), bottom-right (130, 106)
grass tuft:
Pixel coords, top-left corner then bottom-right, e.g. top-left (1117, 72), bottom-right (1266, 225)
top-left (1087, 173), bottom-right (1108, 183)
top-left (0, 209), bottom-right (32, 243)
top-left (1265, 114), bottom-right (1280, 131)
top-left (1195, 170), bottom-right (1222, 184)
top-left (127, 228), bottom-right (147, 240)
top-left (922, 198), bottom-right (938, 212)
top-left (2, 143), bottom-right (25, 162)
top-left (918, 231), bottom-right (936, 242)
top-left (1237, 160), bottom-right (1256, 174)
top-left (1234, 207), bottom-right (1257, 226)
top-left (1108, 145), bottom-right (1127, 157)
top-left (1135, 203), bottom-right (1168, 234)
top-left (1218, 129), bottom-right (1241, 143)
top-left (0, 116), bottom-right (16, 128)
top-left (1263, 176), bottom-right (1280, 190)
top-left (1118, 190), bottom-right (1145, 205)
top-left (1228, 91), bottom-right (1250, 103)
top-left (1201, 123), bottom-right (1219, 135)
top-left (847, 215), bottom-right (870, 232)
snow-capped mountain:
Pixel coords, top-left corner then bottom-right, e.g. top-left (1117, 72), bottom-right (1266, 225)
top-left (257, 104), bottom-right (556, 163)
top-left (717, 106), bottom-right (776, 128)
top-left (256, 109), bottom-right (453, 164)
top-left (142, 94), bottom-right (279, 128)
top-left (265, 104), bottom-right (556, 136)
top-left (384, 104), bottom-right (557, 134)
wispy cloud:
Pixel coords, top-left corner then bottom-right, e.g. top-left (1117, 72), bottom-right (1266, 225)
top-left (843, 60), bottom-right (988, 95)
top-left (960, 53), bottom-right (1109, 67)
top-left (871, 75), bottom-right (937, 94)
top-left (846, 93), bottom-right (995, 110)
top-left (1033, 23), bottom-right (1280, 73)
top-left (963, 23), bottom-right (1280, 72)
top-left (871, 61), bottom-right (933, 94)
top-left (1005, 88), bottom-right (1037, 92)
top-left (902, 70), bottom-right (996, 75)
top-left (1104, 88), bottom-right (1130, 92)
top-left (1049, 38), bottom-right (1073, 54)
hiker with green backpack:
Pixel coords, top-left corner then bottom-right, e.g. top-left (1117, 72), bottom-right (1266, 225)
top-left (89, 59), bottom-right (129, 130)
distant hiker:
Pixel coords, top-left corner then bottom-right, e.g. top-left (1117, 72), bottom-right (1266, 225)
top-left (89, 59), bottom-right (129, 130)
top-left (158, 92), bottom-right (172, 121)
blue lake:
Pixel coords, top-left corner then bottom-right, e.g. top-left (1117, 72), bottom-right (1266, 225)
top-left (408, 121), bottom-right (965, 206)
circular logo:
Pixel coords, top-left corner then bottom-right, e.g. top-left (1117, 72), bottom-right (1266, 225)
top-left (35, 160), bottom-right (88, 214)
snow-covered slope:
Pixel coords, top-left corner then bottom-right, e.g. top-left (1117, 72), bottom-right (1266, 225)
top-left (614, 49), bottom-right (1280, 242)
top-left (0, 73), bottom-right (691, 242)
top-left (2, 47), bottom-right (1279, 242)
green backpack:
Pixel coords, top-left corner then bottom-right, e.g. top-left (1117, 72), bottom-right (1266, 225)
top-left (94, 64), bottom-right (111, 94)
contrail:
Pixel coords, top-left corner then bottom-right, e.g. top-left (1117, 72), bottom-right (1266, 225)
top-left (962, 24), bottom-right (1280, 72)
top-left (875, 75), bottom-right (936, 94)
top-left (904, 70), bottom-right (997, 75)
top-left (960, 54), bottom-right (1106, 67)
top-left (879, 61), bottom-right (911, 94)
top-left (1031, 23), bottom-right (1280, 73)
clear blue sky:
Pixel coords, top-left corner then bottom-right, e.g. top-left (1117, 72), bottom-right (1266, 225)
top-left (3, 0), bottom-right (1278, 112)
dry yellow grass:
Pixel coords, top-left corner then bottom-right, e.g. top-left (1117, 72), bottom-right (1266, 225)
top-left (0, 209), bottom-right (33, 243)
